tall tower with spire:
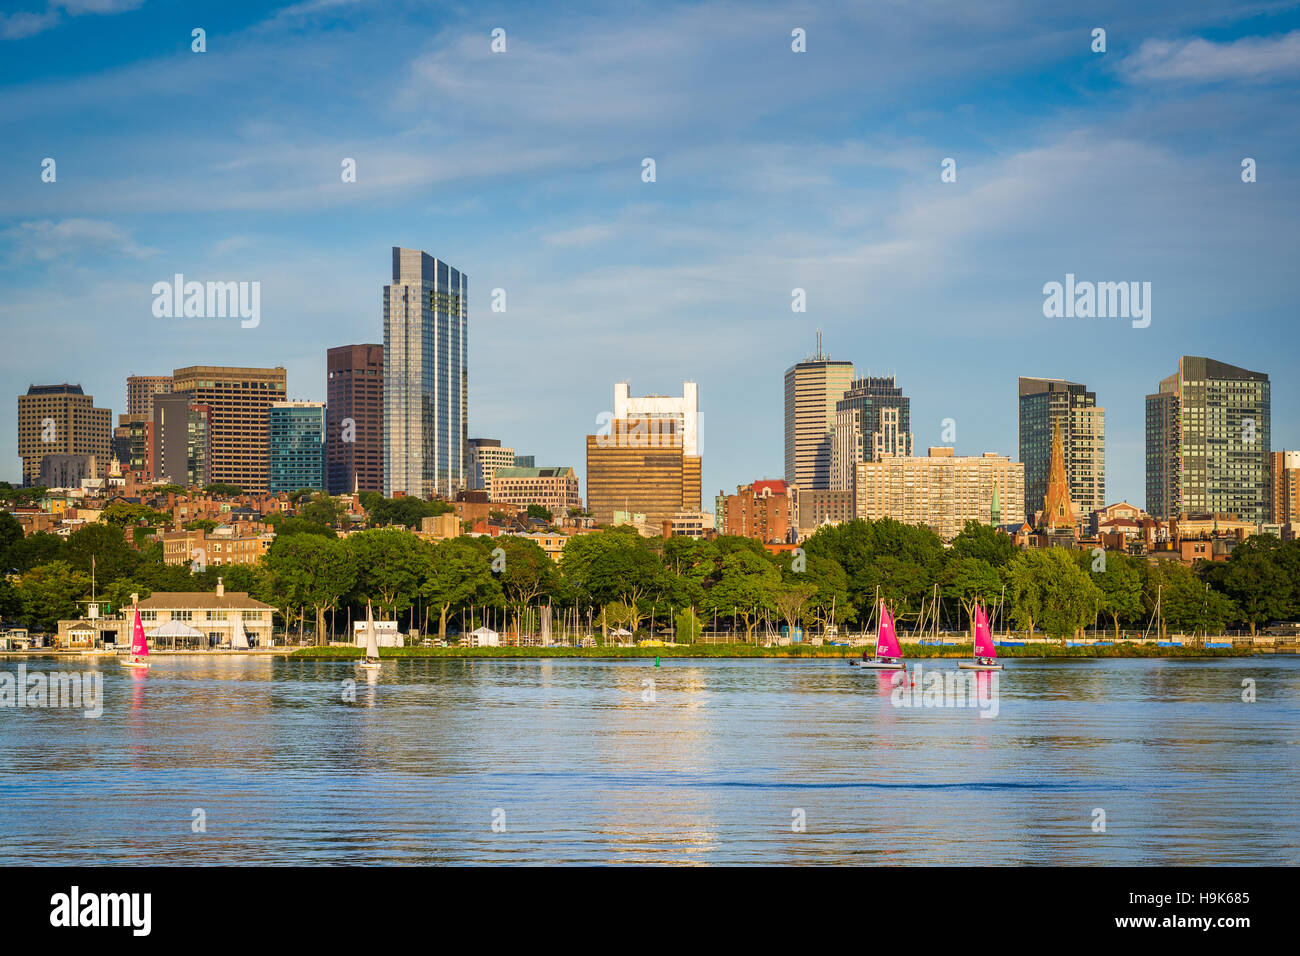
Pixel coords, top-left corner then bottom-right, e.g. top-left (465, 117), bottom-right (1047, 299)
top-left (990, 483), bottom-right (1002, 526)
top-left (1041, 420), bottom-right (1076, 530)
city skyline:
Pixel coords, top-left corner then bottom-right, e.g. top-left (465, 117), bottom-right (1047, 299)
top-left (2, 2), bottom-right (1299, 506)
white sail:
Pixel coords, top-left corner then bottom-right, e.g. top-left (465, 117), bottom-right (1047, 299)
top-left (365, 603), bottom-right (379, 659)
top-left (231, 613), bottom-right (250, 649)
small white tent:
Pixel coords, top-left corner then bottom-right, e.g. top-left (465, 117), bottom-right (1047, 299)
top-left (464, 626), bottom-right (500, 648)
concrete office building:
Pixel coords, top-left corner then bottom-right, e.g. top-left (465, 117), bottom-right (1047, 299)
top-left (153, 393), bottom-right (211, 488)
top-left (268, 401), bottom-right (326, 494)
top-left (383, 247), bottom-right (468, 499)
top-left (172, 365), bottom-right (287, 494)
top-left (614, 382), bottom-right (699, 456)
top-left (17, 384), bottom-right (111, 486)
top-left (326, 344), bottom-right (384, 494)
top-left (1146, 357), bottom-right (1270, 522)
top-left (468, 438), bottom-right (516, 496)
top-left (784, 334), bottom-right (854, 489)
top-left (1018, 377), bottom-right (1105, 524)
top-left (586, 417), bottom-right (701, 526)
top-left (490, 466), bottom-right (581, 517)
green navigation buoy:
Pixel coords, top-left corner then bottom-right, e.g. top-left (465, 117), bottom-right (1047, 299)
top-left (655, 656), bottom-right (660, 668)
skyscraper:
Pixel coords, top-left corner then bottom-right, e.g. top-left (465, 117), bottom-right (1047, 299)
top-left (153, 392), bottom-right (211, 488)
top-left (126, 374), bottom-right (172, 417)
top-left (586, 417), bottom-right (701, 526)
top-left (268, 401), bottom-right (326, 494)
top-left (1018, 377), bottom-right (1105, 524)
top-left (614, 382), bottom-right (699, 456)
top-left (784, 334), bottom-right (854, 489)
top-left (326, 344), bottom-right (384, 494)
top-left (831, 375), bottom-right (913, 491)
top-left (1146, 357), bottom-right (1271, 522)
top-left (17, 384), bottom-right (111, 486)
top-left (1271, 451), bottom-right (1300, 525)
top-left (383, 247), bottom-right (467, 499)
top-left (172, 365), bottom-right (287, 494)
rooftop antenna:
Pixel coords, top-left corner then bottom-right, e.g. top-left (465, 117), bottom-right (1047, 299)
top-left (815, 329), bottom-right (825, 362)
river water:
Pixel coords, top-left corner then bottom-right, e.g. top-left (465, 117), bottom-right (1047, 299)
top-left (1, 656), bottom-right (1296, 864)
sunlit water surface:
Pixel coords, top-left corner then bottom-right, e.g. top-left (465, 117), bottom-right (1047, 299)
top-left (1, 656), bottom-right (1296, 864)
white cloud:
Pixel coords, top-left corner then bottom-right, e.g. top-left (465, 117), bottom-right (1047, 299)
top-left (1, 0), bottom-right (142, 40)
top-left (2, 218), bottom-right (156, 261)
top-left (1121, 30), bottom-right (1300, 83)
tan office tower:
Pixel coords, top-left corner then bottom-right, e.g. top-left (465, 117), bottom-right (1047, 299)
top-left (784, 333), bottom-right (853, 489)
top-left (126, 374), bottom-right (173, 417)
top-left (17, 384), bottom-right (111, 486)
top-left (586, 417), bottom-right (701, 526)
top-left (1271, 451), bottom-right (1300, 524)
top-left (172, 365), bottom-right (287, 493)
top-left (854, 448), bottom-right (1025, 542)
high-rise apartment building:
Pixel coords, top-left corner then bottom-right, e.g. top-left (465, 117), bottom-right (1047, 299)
top-left (126, 374), bottom-right (173, 417)
top-left (383, 247), bottom-right (467, 499)
top-left (1018, 377), bottom-right (1105, 524)
top-left (172, 365), bottom-right (287, 494)
top-left (17, 384), bottom-right (111, 486)
top-left (1271, 451), bottom-right (1300, 525)
top-left (854, 448), bottom-right (1025, 542)
top-left (831, 375), bottom-right (913, 491)
top-left (468, 438), bottom-right (517, 496)
top-left (586, 417), bottom-right (701, 526)
top-left (326, 344), bottom-right (384, 494)
top-left (153, 393), bottom-right (211, 488)
top-left (268, 401), bottom-right (326, 494)
top-left (784, 334), bottom-right (854, 489)
top-left (1145, 357), bottom-right (1270, 522)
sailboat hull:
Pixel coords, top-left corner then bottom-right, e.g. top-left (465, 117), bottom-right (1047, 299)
top-left (958, 662), bottom-right (1003, 670)
top-left (120, 659), bottom-right (150, 669)
top-left (357, 661), bottom-right (381, 670)
top-left (850, 659), bottom-right (905, 669)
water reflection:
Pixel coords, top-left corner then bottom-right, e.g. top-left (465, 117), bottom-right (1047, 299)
top-left (0, 656), bottom-right (1295, 864)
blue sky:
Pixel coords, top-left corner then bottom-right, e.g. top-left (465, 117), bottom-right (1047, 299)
top-left (2, 0), bottom-right (1298, 510)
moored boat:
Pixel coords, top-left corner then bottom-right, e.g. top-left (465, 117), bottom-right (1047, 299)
top-left (120, 606), bottom-right (151, 670)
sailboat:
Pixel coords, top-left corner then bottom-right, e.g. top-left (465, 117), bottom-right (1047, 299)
top-left (230, 613), bottom-right (250, 650)
top-left (959, 601), bottom-right (1004, 670)
top-left (358, 602), bottom-right (381, 670)
top-left (850, 599), bottom-right (906, 669)
top-left (121, 606), bottom-right (151, 669)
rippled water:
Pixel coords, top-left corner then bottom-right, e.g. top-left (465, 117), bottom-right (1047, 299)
top-left (1, 656), bottom-right (1296, 864)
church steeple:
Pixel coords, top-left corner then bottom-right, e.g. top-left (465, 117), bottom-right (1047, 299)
top-left (990, 483), bottom-right (1002, 526)
top-left (1042, 419), bottom-right (1076, 530)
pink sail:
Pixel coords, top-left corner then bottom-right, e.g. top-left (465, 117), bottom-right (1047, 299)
top-left (973, 603), bottom-right (996, 658)
top-left (130, 608), bottom-right (149, 658)
top-left (875, 602), bottom-right (902, 658)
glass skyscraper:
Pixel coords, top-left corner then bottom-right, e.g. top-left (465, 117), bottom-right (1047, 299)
top-left (383, 247), bottom-right (468, 499)
top-left (268, 401), bottom-right (325, 494)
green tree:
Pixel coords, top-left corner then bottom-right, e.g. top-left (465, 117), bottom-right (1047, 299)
top-left (421, 537), bottom-right (503, 639)
top-left (672, 606), bottom-right (703, 643)
top-left (299, 493), bottom-right (343, 528)
top-left (525, 504), bottom-right (553, 523)
top-left (0, 510), bottom-right (23, 569)
top-left (701, 549), bottom-right (781, 640)
top-left (1088, 550), bottom-right (1143, 639)
top-left (1214, 537), bottom-right (1289, 635)
top-left (18, 561), bottom-right (90, 631)
top-left (9, 532), bottom-right (65, 572)
top-left (940, 556), bottom-right (1002, 637)
top-left (494, 536), bottom-right (557, 636)
top-left (65, 523), bottom-right (138, 583)
top-left (950, 519), bottom-right (1016, 568)
top-left (1007, 548), bottom-right (1102, 640)
top-left (345, 528), bottom-right (424, 621)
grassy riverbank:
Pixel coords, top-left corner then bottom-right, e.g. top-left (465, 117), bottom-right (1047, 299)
top-left (290, 642), bottom-right (1253, 660)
